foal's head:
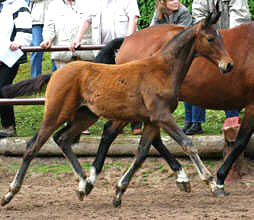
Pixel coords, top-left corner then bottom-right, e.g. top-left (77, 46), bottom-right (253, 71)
top-left (194, 10), bottom-right (233, 73)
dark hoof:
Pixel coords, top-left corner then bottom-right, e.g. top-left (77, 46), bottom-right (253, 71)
top-left (1, 197), bottom-right (9, 207)
top-left (75, 190), bottom-right (85, 201)
top-left (213, 188), bottom-right (229, 197)
top-left (176, 181), bottom-right (191, 193)
top-left (113, 197), bottom-right (121, 208)
top-left (85, 182), bottom-right (94, 196)
top-left (0, 132), bottom-right (8, 139)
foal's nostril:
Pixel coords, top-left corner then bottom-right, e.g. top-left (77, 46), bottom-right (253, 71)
top-left (224, 63), bottom-right (233, 74)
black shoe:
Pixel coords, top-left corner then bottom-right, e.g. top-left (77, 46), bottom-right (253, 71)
top-left (0, 126), bottom-right (17, 138)
top-left (183, 122), bottom-right (193, 133)
top-left (185, 123), bottom-right (203, 135)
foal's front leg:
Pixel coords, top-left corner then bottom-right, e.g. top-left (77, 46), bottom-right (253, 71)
top-left (113, 124), bottom-right (159, 207)
top-left (152, 108), bottom-right (217, 193)
top-left (152, 136), bottom-right (190, 192)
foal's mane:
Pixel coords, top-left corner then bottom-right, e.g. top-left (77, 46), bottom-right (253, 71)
top-left (160, 23), bottom-right (196, 56)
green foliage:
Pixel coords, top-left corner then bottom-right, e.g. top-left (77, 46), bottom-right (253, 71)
top-left (137, 0), bottom-right (254, 29)
top-left (180, 0), bottom-right (193, 10)
top-left (248, 0), bottom-right (254, 20)
top-left (137, 0), bottom-right (156, 29)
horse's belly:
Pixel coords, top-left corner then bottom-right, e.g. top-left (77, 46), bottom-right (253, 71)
top-left (87, 101), bottom-right (147, 121)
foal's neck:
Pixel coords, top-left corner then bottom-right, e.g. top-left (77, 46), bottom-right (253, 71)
top-left (162, 26), bottom-right (197, 94)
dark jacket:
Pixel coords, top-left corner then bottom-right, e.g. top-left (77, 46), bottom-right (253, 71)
top-left (150, 4), bottom-right (192, 27)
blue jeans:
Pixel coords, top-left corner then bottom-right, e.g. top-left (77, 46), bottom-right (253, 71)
top-left (184, 102), bottom-right (239, 124)
top-left (184, 102), bottom-right (206, 123)
top-left (30, 25), bottom-right (56, 78)
top-left (225, 110), bottom-right (239, 118)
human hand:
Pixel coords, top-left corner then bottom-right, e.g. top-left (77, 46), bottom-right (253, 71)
top-left (69, 40), bottom-right (81, 52)
top-left (40, 40), bottom-right (52, 49)
top-left (9, 42), bottom-right (21, 51)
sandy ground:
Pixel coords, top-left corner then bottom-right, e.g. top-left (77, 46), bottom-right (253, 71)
top-left (1, 156), bottom-right (254, 220)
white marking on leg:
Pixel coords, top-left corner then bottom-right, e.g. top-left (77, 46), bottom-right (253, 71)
top-left (176, 168), bottom-right (189, 183)
top-left (10, 172), bottom-right (19, 189)
top-left (117, 161), bottom-right (134, 188)
top-left (4, 192), bottom-right (14, 202)
top-left (210, 182), bottom-right (224, 192)
top-left (88, 166), bottom-right (96, 185)
top-left (78, 178), bottom-right (86, 193)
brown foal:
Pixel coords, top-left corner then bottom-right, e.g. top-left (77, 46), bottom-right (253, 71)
top-left (1, 11), bottom-right (233, 207)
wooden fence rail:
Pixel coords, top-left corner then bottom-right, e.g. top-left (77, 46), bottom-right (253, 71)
top-left (0, 44), bottom-right (104, 105)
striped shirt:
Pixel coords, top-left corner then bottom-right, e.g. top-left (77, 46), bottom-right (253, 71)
top-left (0, 0), bottom-right (32, 64)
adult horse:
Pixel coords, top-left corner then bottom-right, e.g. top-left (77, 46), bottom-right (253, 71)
top-left (0, 12), bottom-right (233, 207)
top-left (83, 21), bottom-right (254, 197)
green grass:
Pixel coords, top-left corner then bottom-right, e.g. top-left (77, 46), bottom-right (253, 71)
top-left (11, 53), bottom-right (243, 137)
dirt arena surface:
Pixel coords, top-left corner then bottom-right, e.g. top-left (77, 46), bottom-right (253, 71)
top-left (1, 156), bottom-right (254, 220)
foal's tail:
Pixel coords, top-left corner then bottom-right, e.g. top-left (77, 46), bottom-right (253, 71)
top-left (0, 73), bottom-right (52, 98)
top-left (94, 37), bottom-right (124, 64)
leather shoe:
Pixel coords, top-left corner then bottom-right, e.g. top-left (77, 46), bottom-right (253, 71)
top-left (0, 125), bottom-right (17, 138)
top-left (183, 122), bottom-right (193, 133)
top-left (185, 123), bottom-right (203, 135)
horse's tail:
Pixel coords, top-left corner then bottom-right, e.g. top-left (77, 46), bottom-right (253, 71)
top-left (0, 73), bottom-right (52, 98)
top-left (94, 37), bottom-right (125, 64)
top-left (0, 38), bottom-right (124, 98)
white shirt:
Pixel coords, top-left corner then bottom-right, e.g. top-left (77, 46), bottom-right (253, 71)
top-left (79, 0), bottom-right (140, 44)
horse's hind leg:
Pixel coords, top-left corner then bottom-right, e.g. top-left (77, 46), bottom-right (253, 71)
top-left (86, 120), bottom-right (189, 196)
top-left (1, 124), bottom-right (58, 206)
top-left (53, 106), bottom-right (99, 201)
top-left (113, 123), bottom-right (159, 207)
top-left (152, 136), bottom-right (190, 192)
top-left (85, 120), bottom-right (128, 196)
top-left (214, 105), bottom-right (254, 196)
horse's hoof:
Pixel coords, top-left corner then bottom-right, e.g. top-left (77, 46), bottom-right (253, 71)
top-left (1, 197), bottom-right (9, 207)
top-left (113, 197), bottom-right (121, 208)
top-left (75, 190), bottom-right (85, 201)
top-left (176, 181), bottom-right (191, 193)
top-left (212, 188), bottom-right (229, 197)
top-left (85, 181), bottom-right (94, 196)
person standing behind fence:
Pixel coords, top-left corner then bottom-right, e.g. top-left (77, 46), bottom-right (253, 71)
top-left (0, 0), bottom-right (32, 137)
top-left (40, 0), bottom-right (93, 134)
top-left (40, 0), bottom-right (94, 69)
top-left (183, 0), bottom-right (251, 135)
top-left (70, 0), bottom-right (140, 135)
top-left (72, 0), bottom-right (140, 48)
top-left (30, 0), bottom-right (56, 78)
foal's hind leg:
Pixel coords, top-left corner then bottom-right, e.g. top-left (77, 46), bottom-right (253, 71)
top-left (53, 106), bottom-right (99, 201)
top-left (113, 124), bottom-right (159, 207)
top-left (85, 120), bottom-right (128, 196)
top-left (86, 120), bottom-right (189, 196)
top-left (1, 124), bottom-right (59, 206)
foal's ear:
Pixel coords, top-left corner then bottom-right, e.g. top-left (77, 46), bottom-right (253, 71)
top-left (203, 1), bottom-right (221, 28)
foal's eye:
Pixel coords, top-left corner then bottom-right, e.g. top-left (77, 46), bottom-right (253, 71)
top-left (207, 37), bottom-right (215, 43)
